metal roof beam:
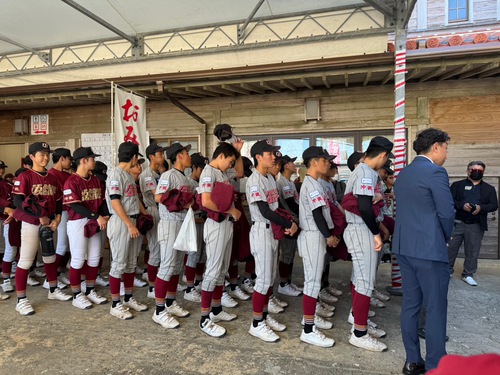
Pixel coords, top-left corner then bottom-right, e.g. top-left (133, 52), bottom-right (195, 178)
top-left (61, 0), bottom-right (138, 47)
top-left (0, 33), bottom-right (51, 64)
top-left (363, 0), bottom-right (394, 18)
top-left (238, 0), bottom-right (265, 42)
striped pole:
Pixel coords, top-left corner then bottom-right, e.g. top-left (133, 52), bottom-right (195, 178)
top-left (390, 24), bottom-right (407, 293)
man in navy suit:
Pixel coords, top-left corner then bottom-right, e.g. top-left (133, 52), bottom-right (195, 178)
top-left (393, 128), bottom-right (455, 374)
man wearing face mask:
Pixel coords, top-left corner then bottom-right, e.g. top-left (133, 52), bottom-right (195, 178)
top-left (448, 161), bottom-right (498, 286)
top-left (331, 165), bottom-right (346, 203)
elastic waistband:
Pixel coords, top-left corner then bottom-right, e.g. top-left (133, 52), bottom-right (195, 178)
top-left (129, 214), bottom-right (139, 219)
top-left (252, 222), bottom-right (270, 229)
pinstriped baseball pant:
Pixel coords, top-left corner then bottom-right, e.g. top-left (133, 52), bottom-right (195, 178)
top-left (250, 222), bottom-right (278, 295)
top-left (202, 218), bottom-right (233, 292)
top-left (146, 206), bottom-right (161, 267)
top-left (186, 222), bottom-right (206, 268)
top-left (297, 230), bottom-right (326, 298)
top-left (156, 219), bottom-right (184, 281)
top-left (344, 223), bottom-right (377, 297)
top-left (108, 215), bottom-right (139, 278)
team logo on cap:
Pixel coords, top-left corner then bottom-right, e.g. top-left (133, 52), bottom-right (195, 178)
top-left (42, 143), bottom-right (49, 148)
top-left (275, 151), bottom-right (282, 157)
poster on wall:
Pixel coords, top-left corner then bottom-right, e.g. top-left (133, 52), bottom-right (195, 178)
top-left (31, 114), bottom-right (49, 135)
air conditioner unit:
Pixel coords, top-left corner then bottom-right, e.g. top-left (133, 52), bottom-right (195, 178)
top-left (14, 118), bottom-right (28, 135)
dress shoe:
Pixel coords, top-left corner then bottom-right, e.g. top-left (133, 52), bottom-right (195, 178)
top-left (386, 286), bottom-right (403, 296)
top-left (418, 328), bottom-right (449, 342)
top-left (402, 360), bottom-right (425, 375)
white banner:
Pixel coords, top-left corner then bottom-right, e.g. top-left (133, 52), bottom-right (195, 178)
top-left (113, 86), bottom-right (148, 161)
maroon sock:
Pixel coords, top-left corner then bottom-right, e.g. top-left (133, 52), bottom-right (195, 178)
top-left (2, 261), bottom-right (12, 277)
top-left (352, 289), bottom-right (371, 327)
top-left (303, 294), bottom-right (317, 322)
top-left (86, 266), bottom-right (98, 286)
top-left (185, 266), bottom-right (196, 287)
top-left (15, 266), bottom-right (29, 295)
top-left (350, 282), bottom-right (355, 305)
top-left (201, 290), bottom-right (213, 315)
top-left (245, 259), bottom-right (255, 275)
top-left (168, 274), bottom-right (180, 294)
top-left (122, 272), bottom-right (134, 289)
top-left (147, 265), bottom-right (158, 284)
top-left (228, 263), bottom-right (238, 281)
top-left (213, 285), bottom-right (223, 302)
top-left (69, 267), bottom-right (81, 289)
top-left (44, 261), bottom-right (58, 282)
top-left (252, 291), bottom-right (266, 316)
top-left (195, 262), bottom-right (205, 280)
top-left (109, 276), bottom-right (121, 301)
top-left (81, 261), bottom-right (88, 279)
top-left (266, 286), bottom-right (273, 305)
top-left (154, 277), bottom-right (168, 300)
top-left (54, 253), bottom-right (63, 270)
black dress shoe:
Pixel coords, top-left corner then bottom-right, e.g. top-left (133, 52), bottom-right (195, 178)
top-left (402, 360), bottom-right (425, 375)
top-left (418, 328), bottom-right (449, 342)
top-left (386, 285), bottom-right (403, 296)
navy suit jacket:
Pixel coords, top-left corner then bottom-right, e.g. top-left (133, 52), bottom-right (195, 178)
top-left (392, 156), bottom-right (455, 263)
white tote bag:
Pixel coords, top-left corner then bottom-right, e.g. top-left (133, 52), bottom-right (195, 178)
top-left (173, 207), bottom-right (197, 252)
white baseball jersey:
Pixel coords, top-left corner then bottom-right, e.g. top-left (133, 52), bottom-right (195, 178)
top-left (156, 169), bottom-right (192, 221)
top-left (320, 178), bottom-right (337, 205)
top-left (198, 165), bottom-right (232, 198)
top-left (246, 170), bottom-right (279, 224)
top-left (139, 166), bottom-right (159, 209)
top-left (344, 162), bottom-right (380, 224)
top-left (276, 173), bottom-right (299, 215)
top-left (226, 167), bottom-right (239, 192)
top-left (298, 175), bottom-right (333, 231)
top-left (106, 167), bottom-right (139, 215)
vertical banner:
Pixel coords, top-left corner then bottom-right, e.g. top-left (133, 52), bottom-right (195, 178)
top-left (113, 86), bottom-right (148, 161)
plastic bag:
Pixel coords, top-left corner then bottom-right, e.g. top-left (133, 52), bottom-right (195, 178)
top-left (173, 207), bottom-right (197, 252)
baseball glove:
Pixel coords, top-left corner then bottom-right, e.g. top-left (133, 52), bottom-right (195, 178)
top-left (39, 226), bottom-right (56, 257)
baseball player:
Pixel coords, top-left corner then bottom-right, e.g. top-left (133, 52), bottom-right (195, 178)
top-left (297, 146), bottom-right (337, 347)
top-left (63, 147), bottom-right (109, 309)
top-left (198, 142), bottom-right (242, 337)
top-left (1, 160), bottom-right (15, 295)
top-left (106, 141), bottom-right (148, 320)
top-left (246, 140), bottom-right (298, 343)
top-left (183, 152), bottom-right (209, 302)
top-left (47, 148), bottom-right (73, 288)
top-left (343, 136), bottom-right (393, 352)
top-left (152, 143), bottom-right (193, 329)
top-left (139, 143), bottom-right (167, 298)
top-left (12, 142), bottom-right (72, 316)
top-left (274, 155), bottom-right (303, 297)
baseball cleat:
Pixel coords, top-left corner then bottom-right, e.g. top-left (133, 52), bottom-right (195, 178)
top-left (110, 302), bottom-right (133, 320)
top-left (16, 298), bottom-right (35, 316)
top-left (123, 297), bottom-right (148, 312)
top-left (152, 310), bottom-right (179, 329)
top-left (249, 321), bottom-right (280, 342)
top-left (349, 333), bottom-right (387, 352)
top-left (300, 327), bottom-right (335, 348)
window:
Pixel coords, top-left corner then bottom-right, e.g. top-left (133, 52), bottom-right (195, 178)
top-left (448, 0), bottom-right (469, 23)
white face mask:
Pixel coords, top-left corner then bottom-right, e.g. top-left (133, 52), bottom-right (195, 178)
top-left (332, 174), bottom-right (340, 181)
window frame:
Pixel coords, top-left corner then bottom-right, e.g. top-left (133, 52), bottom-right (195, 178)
top-left (446, 0), bottom-right (473, 25)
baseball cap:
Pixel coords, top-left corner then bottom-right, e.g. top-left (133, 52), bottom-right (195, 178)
top-left (118, 142), bottom-right (143, 160)
top-left (166, 143), bottom-right (191, 159)
top-left (213, 124), bottom-right (234, 141)
top-left (73, 147), bottom-right (101, 160)
top-left (94, 161), bottom-right (108, 181)
top-left (382, 160), bottom-right (394, 174)
top-left (53, 148), bottom-right (73, 159)
top-left (29, 142), bottom-right (53, 155)
top-left (250, 139), bottom-right (280, 157)
top-left (138, 158), bottom-right (146, 165)
top-left (0, 160), bottom-right (7, 168)
top-left (146, 142), bottom-right (167, 157)
top-left (302, 146), bottom-right (335, 163)
top-left (191, 153), bottom-right (209, 169)
top-left (347, 151), bottom-right (365, 172)
top-left (280, 155), bottom-right (297, 164)
top-left (368, 136), bottom-right (395, 158)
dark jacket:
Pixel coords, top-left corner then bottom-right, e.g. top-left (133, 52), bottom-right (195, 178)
top-left (450, 178), bottom-right (498, 231)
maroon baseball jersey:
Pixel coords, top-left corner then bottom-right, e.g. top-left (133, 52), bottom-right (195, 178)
top-left (12, 169), bottom-right (62, 225)
top-left (0, 179), bottom-right (12, 208)
top-left (48, 168), bottom-right (71, 211)
top-left (63, 174), bottom-right (104, 221)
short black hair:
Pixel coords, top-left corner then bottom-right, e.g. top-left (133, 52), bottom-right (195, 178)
top-left (304, 157), bottom-right (318, 169)
top-left (212, 142), bottom-right (240, 160)
top-left (24, 155), bottom-right (33, 167)
top-left (413, 128), bottom-right (450, 155)
top-left (52, 154), bottom-right (62, 164)
top-left (365, 147), bottom-right (388, 159)
top-left (168, 150), bottom-right (183, 165)
top-left (467, 161), bottom-right (486, 170)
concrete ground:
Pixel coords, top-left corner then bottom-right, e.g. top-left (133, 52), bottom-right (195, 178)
top-left (0, 257), bottom-right (499, 375)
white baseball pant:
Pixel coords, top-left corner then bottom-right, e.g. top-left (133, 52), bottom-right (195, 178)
top-left (2, 223), bottom-right (18, 262)
top-left (250, 222), bottom-right (278, 295)
top-left (343, 223), bottom-right (377, 297)
top-left (202, 218), bottom-right (233, 292)
top-left (297, 230), bottom-right (326, 298)
top-left (186, 222), bottom-right (205, 268)
top-left (108, 215), bottom-right (139, 278)
top-left (156, 220), bottom-right (184, 281)
top-left (55, 210), bottom-right (69, 256)
top-left (18, 222), bottom-right (56, 269)
top-left (146, 206), bottom-right (161, 267)
top-left (67, 218), bottom-right (102, 269)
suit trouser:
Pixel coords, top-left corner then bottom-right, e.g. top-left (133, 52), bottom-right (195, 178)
top-left (447, 221), bottom-right (484, 277)
top-left (397, 254), bottom-right (449, 371)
